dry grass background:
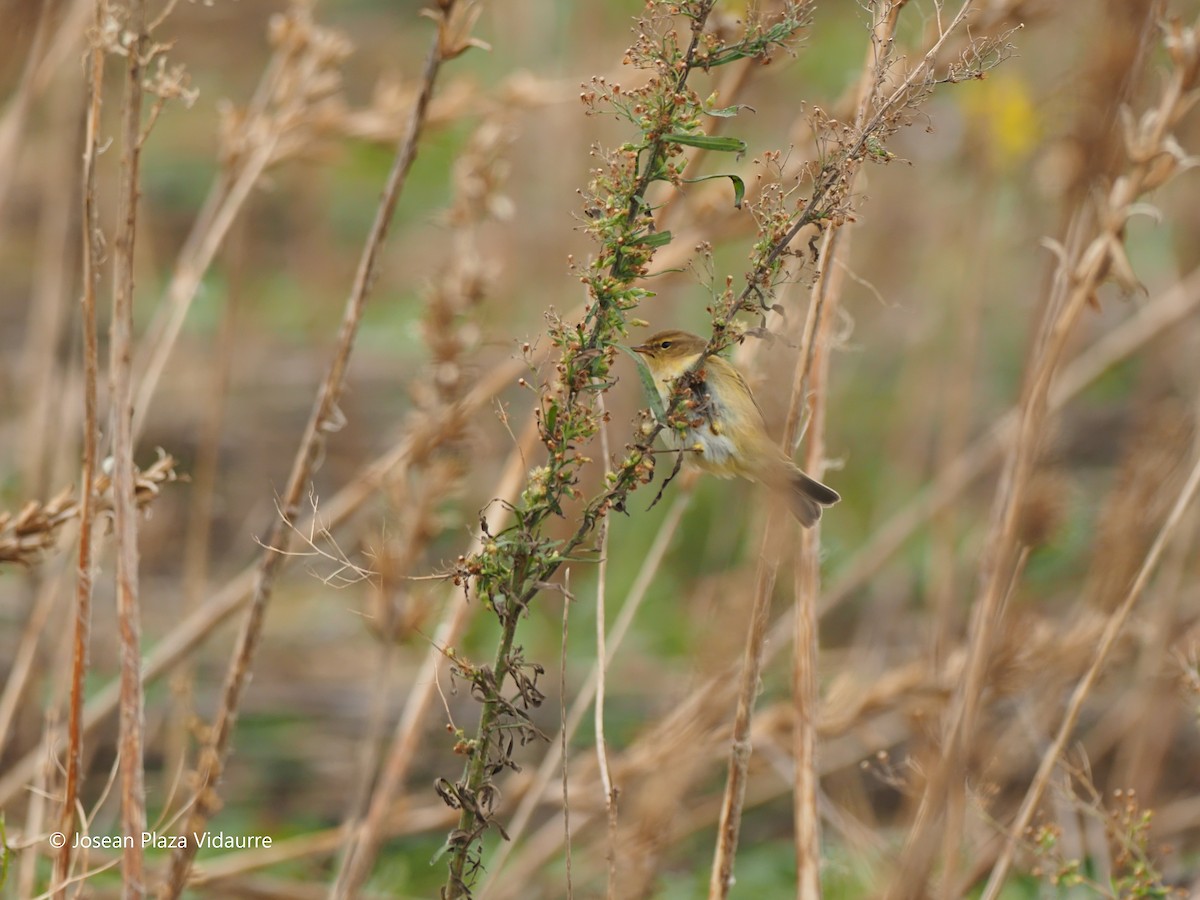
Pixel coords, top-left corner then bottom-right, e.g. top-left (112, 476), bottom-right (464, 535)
top-left (2, 0), bottom-right (1200, 897)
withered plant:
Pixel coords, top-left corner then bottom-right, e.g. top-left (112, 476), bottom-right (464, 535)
top-left (4, 2), bottom-right (1200, 900)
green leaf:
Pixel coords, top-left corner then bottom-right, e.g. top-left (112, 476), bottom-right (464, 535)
top-left (682, 173), bottom-right (746, 209)
top-left (703, 103), bottom-right (754, 118)
top-left (628, 229), bottom-right (673, 248)
top-left (616, 344), bottom-right (665, 422)
top-left (662, 133), bottom-right (748, 153)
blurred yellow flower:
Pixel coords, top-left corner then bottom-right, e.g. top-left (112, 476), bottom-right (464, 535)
top-left (959, 73), bottom-right (1040, 169)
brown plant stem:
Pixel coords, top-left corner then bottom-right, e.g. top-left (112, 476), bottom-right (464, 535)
top-left (111, 0), bottom-right (150, 893)
top-left (54, 0), bottom-right (107, 891)
top-left (706, 502), bottom-right (786, 900)
top-left (705, 258), bottom-right (830, 900)
top-left (792, 226), bottom-right (846, 900)
top-left (160, 7), bottom-right (460, 895)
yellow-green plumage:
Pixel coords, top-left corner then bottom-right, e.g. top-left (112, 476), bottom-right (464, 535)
top-left (631, 330), bottom-right (840, 527)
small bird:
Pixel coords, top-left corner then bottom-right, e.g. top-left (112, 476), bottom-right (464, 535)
top-left (631, 329), bottom-right (840, 527)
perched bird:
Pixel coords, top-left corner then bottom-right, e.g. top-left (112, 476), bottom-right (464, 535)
top-left (631, 329), bottom-right (840, 526)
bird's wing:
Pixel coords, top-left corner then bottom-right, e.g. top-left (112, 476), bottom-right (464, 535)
top-left (708, 355), bottom-right (767, 425)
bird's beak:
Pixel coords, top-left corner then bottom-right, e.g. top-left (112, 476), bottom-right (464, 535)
top-left (630, 343), bottom-right (650, 355)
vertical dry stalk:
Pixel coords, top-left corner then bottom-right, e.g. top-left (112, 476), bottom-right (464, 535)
top-left (161, 6), bottom-right (471, 895)
top-left (785, 0), bottom-right (904, 885)
top-left (111, 0), bottom-right (150, 893)
top-left (55, 0), bottom-right (108, 892)
top-left (791, 228), bottom-right (847, 900)
top-left (980, 448), bottom-right (1200, 898)
top-left (707, 500), bottom-right (788, 899)
top-left (592, 394), bottom-right (617, 900)
top-left (705, 242), bottom-right (823, 900)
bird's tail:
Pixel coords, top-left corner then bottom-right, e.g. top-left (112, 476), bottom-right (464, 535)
top-left (786, 467), bottom-right (840, 528)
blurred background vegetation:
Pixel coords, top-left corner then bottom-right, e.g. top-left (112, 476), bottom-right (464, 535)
top-left (3, 0), bottom-right (1200, 897)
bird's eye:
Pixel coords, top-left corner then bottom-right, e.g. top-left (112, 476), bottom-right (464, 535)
top-left (659, 340), bottom-right (672, 349)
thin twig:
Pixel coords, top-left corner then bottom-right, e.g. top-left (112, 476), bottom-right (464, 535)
top-left (793, 226), bottom-right (846, 900)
